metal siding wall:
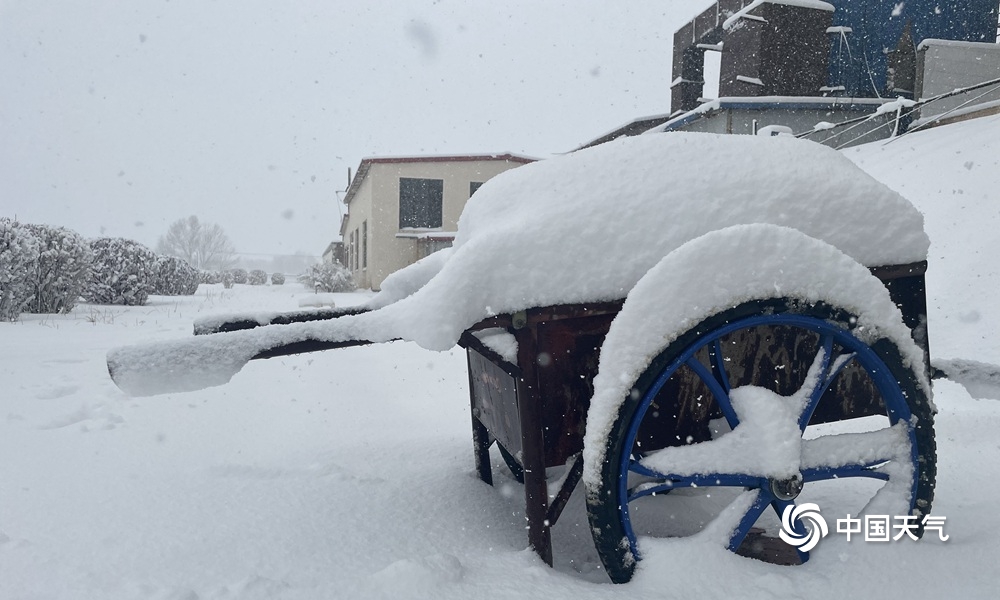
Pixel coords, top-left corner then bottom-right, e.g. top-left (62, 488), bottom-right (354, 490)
top-left (825, 0), bottom-right (999, 97)
top-left (918, 41), bottom-right (1000, 117)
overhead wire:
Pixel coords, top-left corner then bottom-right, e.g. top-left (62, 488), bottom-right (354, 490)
top-left (887, 80), bottom-right (1000, 144)
top-left (795, 75), bottom-right (1000, 148)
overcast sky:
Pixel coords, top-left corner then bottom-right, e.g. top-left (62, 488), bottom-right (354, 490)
top-left (1, 0), bottom-right (710, 260)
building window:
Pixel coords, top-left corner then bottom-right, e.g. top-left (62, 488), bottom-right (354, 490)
top-left (399, 177), bottom-right (443, 229)
top-left (470, 181), bottom-right (484, 197)
top-left (353, 228), bottom-right (360, 270)
top-left (348, 231), bottom-right (355, 271)
top-left (418, 239), bottom-right (453, 259)
top-left (361, 221), bottom-right (367, 269)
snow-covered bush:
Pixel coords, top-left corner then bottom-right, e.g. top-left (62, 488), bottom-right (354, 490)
top-left (0, 218), bottom-right (40, 321)
top-left (84, 238), bottom-right (157, 306)
top-left (229, 268), bottom-right (248, 285)
top-left (222, 271), bottom-right (235, 289)
top-left (22, 223), bottom-right (92, 314)
top-left (270, 272), bottom-right (285, 285)
top-left (200, 270), bottom-right (222, 285)
top-left (152, 255), bottom-right (199, 296)
top-left (306, 261), bottom-right (355, 293)
top-left (248, 269), bottom-right (268, 286)
top-left (178, 264), bottom-right (200, 295)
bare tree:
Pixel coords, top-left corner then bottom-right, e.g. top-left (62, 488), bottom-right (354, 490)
top-left (157, 216), bottom-right (236, 271)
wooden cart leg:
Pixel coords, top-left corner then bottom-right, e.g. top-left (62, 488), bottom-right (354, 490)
top-left (515, 326), bottom-right (554, 566)
top-left (471, 414), bottom-right (494, 486)
top-left (522, 450), bottom-right (552, 566)
top-left (467, 350), bottom-right (494, 486)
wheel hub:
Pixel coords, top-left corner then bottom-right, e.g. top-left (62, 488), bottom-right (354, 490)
top-left (770, 476), bottom-right (803, 501)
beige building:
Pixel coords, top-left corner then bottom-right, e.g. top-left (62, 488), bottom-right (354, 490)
top-left (339, 154), bottom-right (534, 290)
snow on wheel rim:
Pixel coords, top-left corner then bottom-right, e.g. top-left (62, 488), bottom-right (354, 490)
top-left (583, 223), bottom-right (929, 493)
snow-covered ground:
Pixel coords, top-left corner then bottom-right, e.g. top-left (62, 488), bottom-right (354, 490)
top-left (3, 115), bottom-right (1000, 599)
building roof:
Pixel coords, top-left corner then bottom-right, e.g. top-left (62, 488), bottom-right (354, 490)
top-left (322, 240), bottom-right (341, 256)
top-left (650, 96), bottom-right (893, 134)
top-left (576, 114), bottom-right (675, 150)
top-left (341, 153), bottom-right (536, 208)
top-left (578, 95), bottom-right (896, 149)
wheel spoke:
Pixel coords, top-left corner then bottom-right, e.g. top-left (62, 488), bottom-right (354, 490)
top-left (771, 498), bottom-right (796, 522)
top-left (685, 356), bottom-right (739, 429)
top-left (801, 423), bottom-right (909, 473)
top-left (796, 334), bottom-right (832, 429)
top-left (797, 335), bottom-right (857, 430)
top-left (709, 339), bottom-right (731, 395)
top-left (770, 498), bottom-right (811, 563)
top-left (727, 489), bottom-right (773, 552)
top-left (627, 482), bottom-right (676, 502)
top-left (628, 458), bottom-right (662, 478)
top-left (825, 352), bottom-right (856, 390)
top-left (802, 463), bottom-right (891, 483)
top-left (626, 468), bottom-right (762, 502)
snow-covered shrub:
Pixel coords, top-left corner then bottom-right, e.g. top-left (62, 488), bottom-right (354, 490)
top-left (229, 268), bottom-right (248, 285)
top-left (84, 237), bottom-right (157, 306)
top-left (307, 261), bottom-right (355, 293)
top-left (222, 271), bottom-right (235, 289)
top-left (21, 223), bottom-right (92, 314)
top-left (0, 218), bottom-right (40, 321)
top-left (270, 272), bottom-right (285, 285)
top-left (177, 263), bottom-right (200, 295)
top-left (200, 270), bottom-right (222, 285)
top-left (248, 269), bottom-right (267, 286)
top-left (152, 255), bottom-right (199, 296)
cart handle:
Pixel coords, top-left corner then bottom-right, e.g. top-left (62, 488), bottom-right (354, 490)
top-left (193, 306), bottom-right (371, 335)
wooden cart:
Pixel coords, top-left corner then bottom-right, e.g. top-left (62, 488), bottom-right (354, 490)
top-left (108, 135), bottom-right (939, 583)
top-left (186, 260), bottom-right (935, 582)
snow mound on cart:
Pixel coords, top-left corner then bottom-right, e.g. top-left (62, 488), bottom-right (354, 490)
top-left (372, 133), bottom-right (927, 348)
top-left (379, 132), bottom-right (927, 312)
top-left (108, 133), bottom-right (930, 396)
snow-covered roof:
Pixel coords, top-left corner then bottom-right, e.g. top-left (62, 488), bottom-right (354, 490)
top-left (722, 0), bottom-right (835, 31)
top-left (341, 152), bottom-right (537, 207)
top-left (109, 133), bottom-right (929, 395)
top-left (647, 96), bottom-right (894, 135)
top-left (917, 38), bottom-right (1000, 52)
top-left (577, 112), bottom-right (675, 150)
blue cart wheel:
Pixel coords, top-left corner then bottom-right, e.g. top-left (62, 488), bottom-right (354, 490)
top-left (586, 299), bottom-right (936, 583)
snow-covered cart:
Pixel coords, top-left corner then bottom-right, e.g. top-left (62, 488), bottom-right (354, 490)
top-left (108, 134), bottom-right (936, 583)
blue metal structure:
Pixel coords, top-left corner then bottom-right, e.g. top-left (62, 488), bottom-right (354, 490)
top-left (826, 0), bottom-right (999, 96)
